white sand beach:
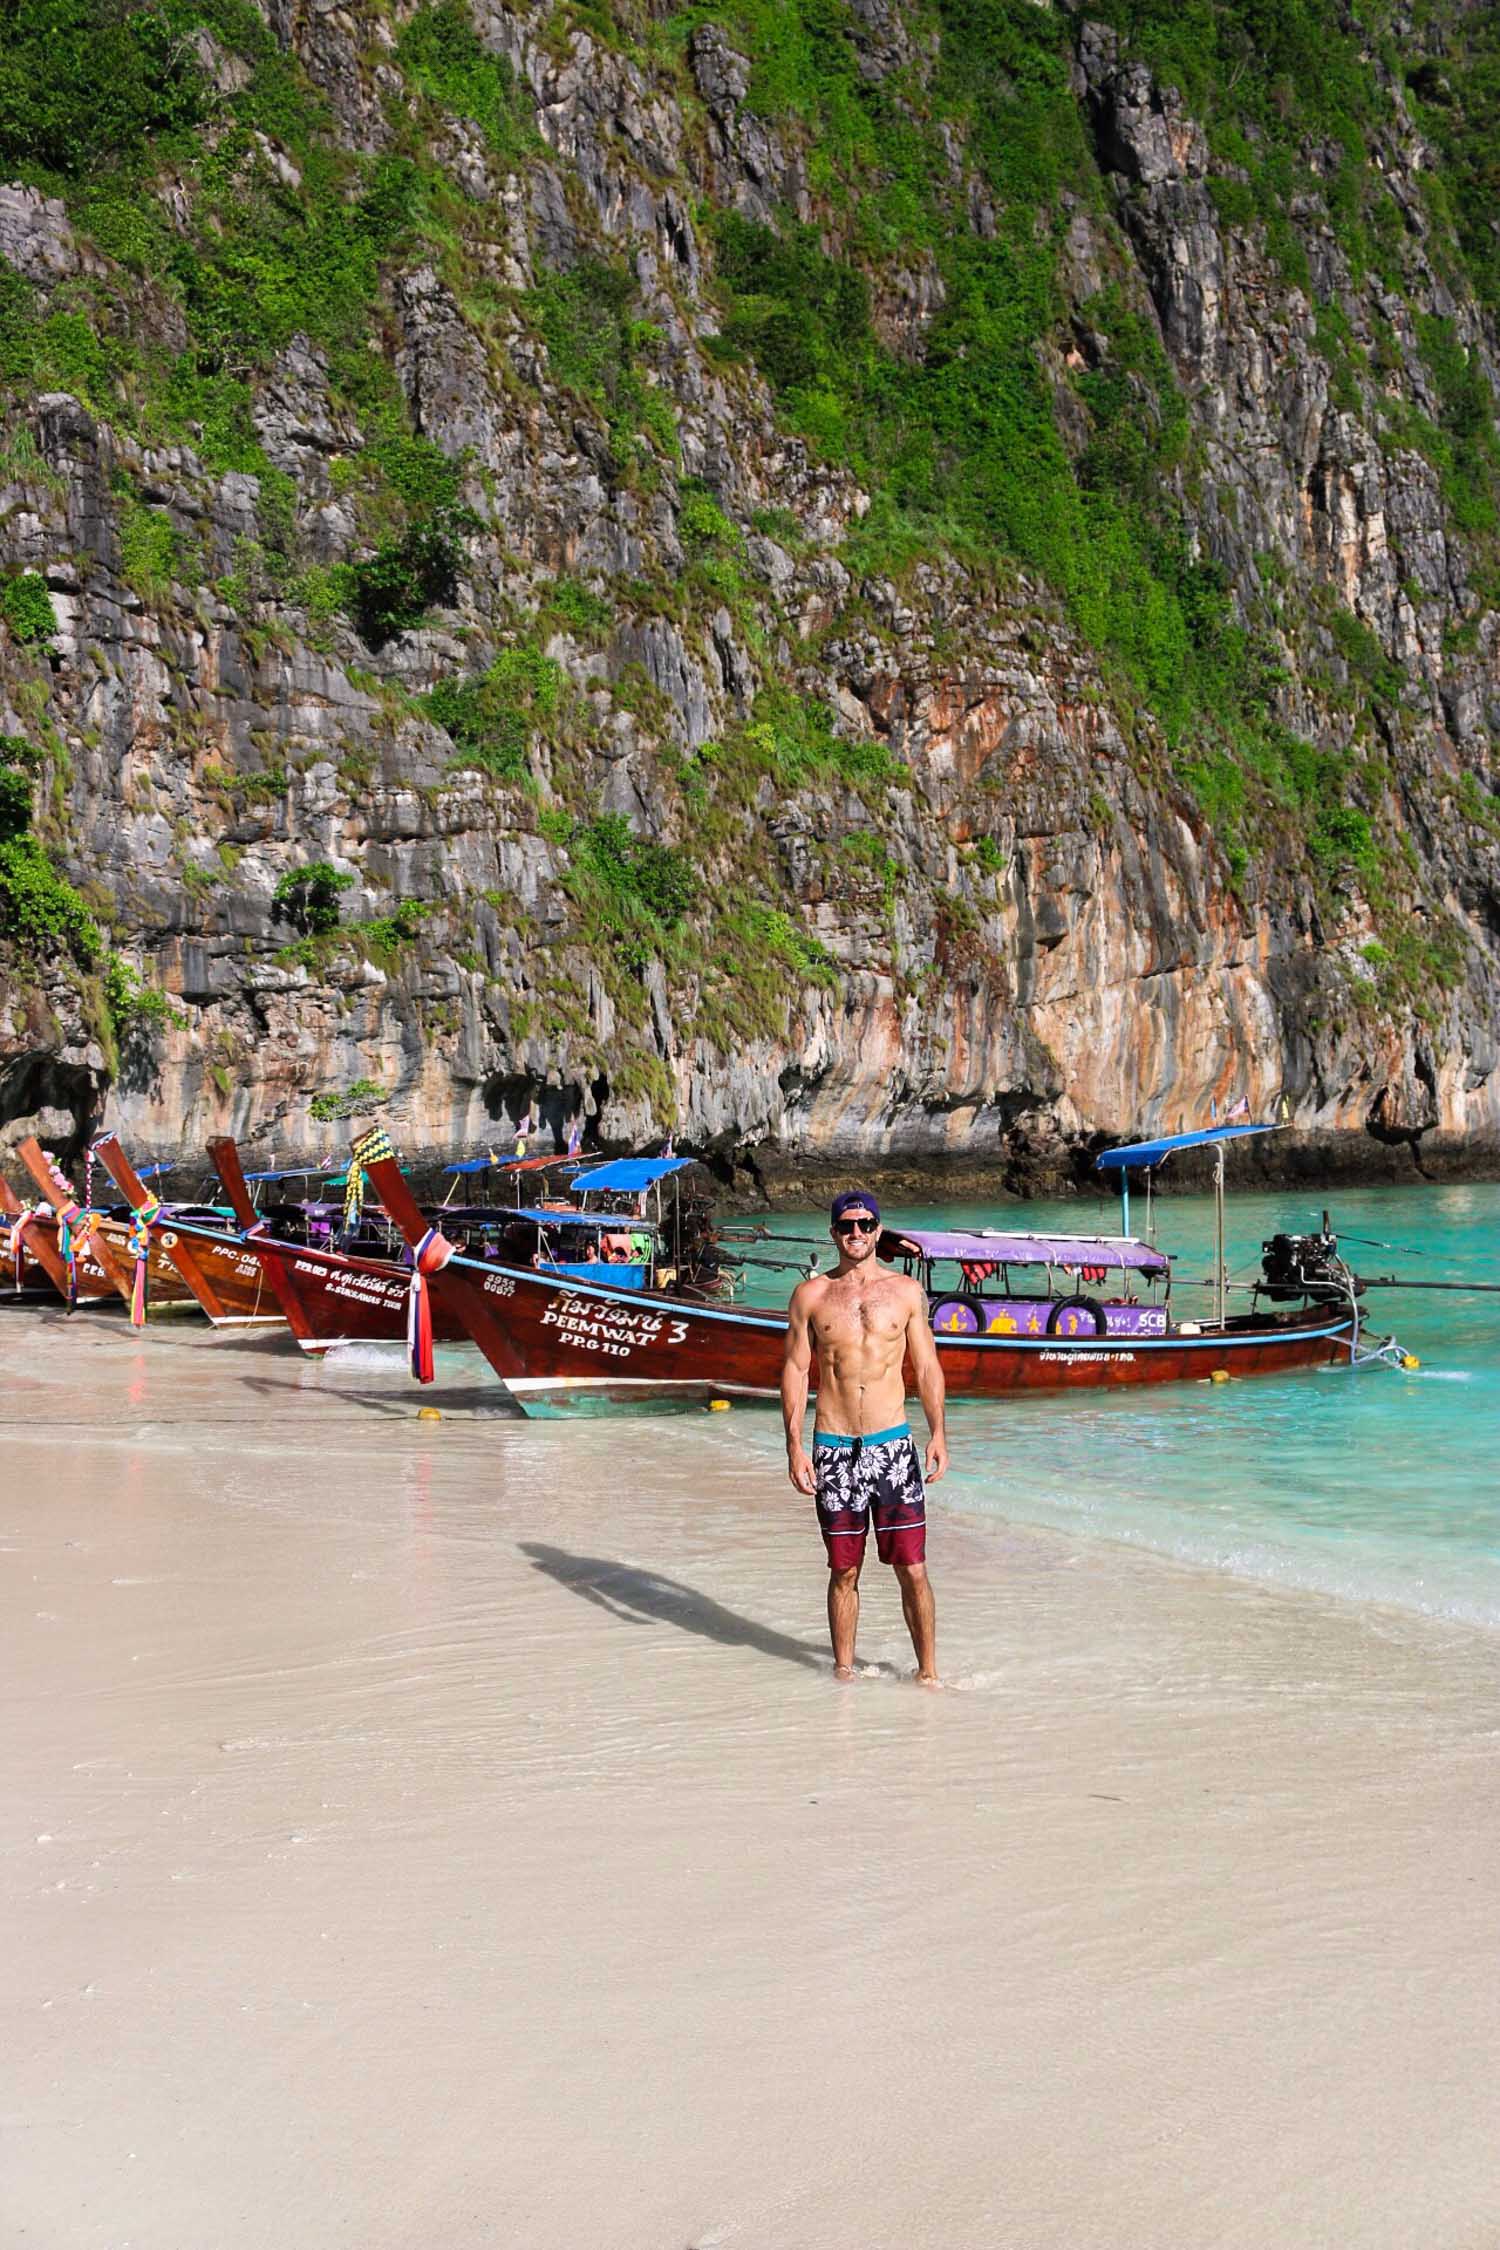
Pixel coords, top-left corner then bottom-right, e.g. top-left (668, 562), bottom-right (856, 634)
top-left (4, 1308), bottom-right (1499, 2249)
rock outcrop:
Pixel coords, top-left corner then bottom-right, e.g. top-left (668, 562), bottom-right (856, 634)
top-left (2, 0), bottom-right (1498, 1188)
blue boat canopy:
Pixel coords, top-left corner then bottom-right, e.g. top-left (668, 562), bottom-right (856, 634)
top-left (245, 1164), bottom-right (408, 1188)
top-left (443, 1154), bottom-right (578, 1175)
top-left (1095, 1123), bottom-right (1280, 1171)
top-left (475, 1205), bottom-right (658, 1233)
top-left (570, 1157), bottom-right (694, 1193)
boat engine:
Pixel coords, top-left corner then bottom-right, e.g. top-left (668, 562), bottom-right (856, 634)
top-left (1259, 1230), bottom-right (1363, 1303)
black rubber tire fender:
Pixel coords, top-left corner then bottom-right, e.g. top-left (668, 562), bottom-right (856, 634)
top-left (1046, 1295), bottom-right (1107, 1338)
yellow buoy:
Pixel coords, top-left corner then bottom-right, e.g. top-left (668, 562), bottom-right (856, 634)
top-left (708, 1398), bottom-right (731, 1412)
top-left (1402, 1354), bottom-right (1421, 1371)
top-left (417, 1406), bottom-right (442, 1422)
top-left (1210, 1368), bottom-right (1231, 1385)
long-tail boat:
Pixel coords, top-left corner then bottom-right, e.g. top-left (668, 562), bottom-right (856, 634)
top-left (11, 1138), bottom-right (190, 1310)
top-left (87, 1132), bottom-right (285, 1328)
top-left (1, 1167), bottom-right (80, 1299)
top-left (188, 1134), bottom-right (698, 1356)
top-left (360, 1125), bottom-right (1373, 1415)
top-left (193, 1134), bottom-right (460, 1353)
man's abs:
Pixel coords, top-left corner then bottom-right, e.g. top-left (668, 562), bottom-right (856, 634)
top-left (811, 1333), bottom-right (909, 1435)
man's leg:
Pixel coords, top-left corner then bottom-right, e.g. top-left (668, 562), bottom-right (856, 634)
top-left (893, 1559), bottom-right (938, 1684)
top-left (827, 1562), bottom-right (861, 1677)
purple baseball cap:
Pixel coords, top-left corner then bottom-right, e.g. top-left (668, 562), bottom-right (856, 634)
top-left (830, 1189), bottom-right (881, 1225)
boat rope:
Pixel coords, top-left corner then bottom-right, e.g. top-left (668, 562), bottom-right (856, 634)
top-left (408, 1226), bottom-right (455, 1384)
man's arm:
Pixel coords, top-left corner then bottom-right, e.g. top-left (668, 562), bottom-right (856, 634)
top-left (905, 1284), bottom-right (948, 1483)
top-left (782, 1283), bottom-right (817, 1496)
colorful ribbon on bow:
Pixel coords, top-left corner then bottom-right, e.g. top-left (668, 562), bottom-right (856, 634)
top-left (53, 1196), bottom-right (98, 1307)
top-left (408, 1226), bottom-right (455, 1384)
top-left (126, 1192), bottom-right (161, 1327)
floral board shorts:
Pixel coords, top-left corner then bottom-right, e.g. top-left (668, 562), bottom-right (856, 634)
top-left (813, 1424), bottom-right (927, 1570)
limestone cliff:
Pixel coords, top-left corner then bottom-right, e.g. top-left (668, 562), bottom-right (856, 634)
top-left (2, 0), bottom-right (1498, 1188)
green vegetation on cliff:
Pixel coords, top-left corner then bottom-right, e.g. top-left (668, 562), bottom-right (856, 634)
top-left (0, 734), bottom-right (98, 965)
top-left (1, 0), bottom-right (1496, 1140)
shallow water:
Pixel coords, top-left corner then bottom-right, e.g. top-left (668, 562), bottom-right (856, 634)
top-left (740, 1181), bottom-right (1500, 1627)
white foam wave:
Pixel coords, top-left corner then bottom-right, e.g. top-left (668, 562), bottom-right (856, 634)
top-left (319, 1343), bottom-right (409, 1374)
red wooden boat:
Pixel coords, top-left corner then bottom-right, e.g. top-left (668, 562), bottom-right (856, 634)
top-left (183, 1135), bottom-right (447, 1353)
top-left (2, 1168), bottom-right (80, 1299)
top-left (361, 1129), bottom-right (1366, 1415)
top-left (88, 1133), bottom-right (286, 1328)
top-left (10, 1138), bottom-right (178, 1307)
top-left (192, 1136), bottom-right (680, 1355)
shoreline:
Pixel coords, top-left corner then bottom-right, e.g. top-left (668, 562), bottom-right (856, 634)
top-left (11, 1126), bottom-right (1500, 1213)
top-left (726, 1126), bottom-right (1500, 1209)
top-left (6, 1314), bottom-right (1500, 2247)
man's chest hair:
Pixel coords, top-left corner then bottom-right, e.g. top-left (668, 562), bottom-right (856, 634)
top-left (814, 1272), bottom-right (909, 1338)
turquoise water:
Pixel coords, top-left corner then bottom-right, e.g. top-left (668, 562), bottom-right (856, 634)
top-left (737, 1182), bottom-right (1500, 1628)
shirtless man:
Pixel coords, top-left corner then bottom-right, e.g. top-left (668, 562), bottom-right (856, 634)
top-left (781, 1191), bottom-right (949, 1683)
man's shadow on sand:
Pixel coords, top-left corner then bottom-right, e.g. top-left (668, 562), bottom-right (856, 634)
top-left (522, 1542), bottom-right (868, 1675)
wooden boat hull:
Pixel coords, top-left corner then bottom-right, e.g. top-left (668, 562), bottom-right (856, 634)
top-left (11, 1139), bottom-right (201, 1312)
top-left (145, 1220), bottom-right (283, 1324)
top-left (459, 1271), bottom-right (1358, 1408)
top-left (27, 1212), bottom-right (198, 1309)
top-left (4, 1214), bottom-right (136, 1303)
top-left (7, 1252), bottom-right (58, 1298)
top-left (166, 1220), bottom-right (464, 1353)
top-left (354, 1155), bottom-right (1363, 1409)
top-left (83, 1137), bottom-right (284, 1328)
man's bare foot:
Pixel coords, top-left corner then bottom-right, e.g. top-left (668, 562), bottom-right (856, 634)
top-left (833, 1663), bottom-right (856, 1681)
top-left (915, 1670), bottom-right (942, 1689)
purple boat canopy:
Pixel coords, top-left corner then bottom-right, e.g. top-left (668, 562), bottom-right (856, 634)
top-left (884, 1228), bottom-right (1170, 1276)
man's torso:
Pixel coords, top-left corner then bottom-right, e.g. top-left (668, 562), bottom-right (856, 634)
top-left (807, 1263), bottom-right (917, 1433)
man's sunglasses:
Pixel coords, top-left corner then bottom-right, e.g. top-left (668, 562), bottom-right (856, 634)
top-left (834, 1216), bottom-right (878, 1236)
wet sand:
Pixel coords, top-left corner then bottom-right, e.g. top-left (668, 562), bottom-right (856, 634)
top-left (5, 1307), bottom-right (1499, 2249)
